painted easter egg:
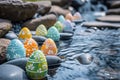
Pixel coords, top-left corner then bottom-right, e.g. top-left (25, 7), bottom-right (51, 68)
top-left (24, 38), bottom-right (38, 57)
top-left (54, 21), bottom-right (64, 32)
top-left (0, 64), bottom-right (28, 80)
top-left (65, 13), bottom-right (73, 21)
top-left (36, 24), bottom-right (47, 36)
top-left (58, 15), bottom-right (65, 23)
top-left (46, 26), bottom-right (60, 41)
top-left (41, 38), bottom-right (58, 56)
top-left (6, 39), bottom-right (26, 60)
top-left (63, 20), bottom-right (73, 33)
top-left (18, 27), bottom-right (32, 40)
top-left (26, 50), bottom-right (48, 80)
top-left (73, 12), bottom-right (82, 20)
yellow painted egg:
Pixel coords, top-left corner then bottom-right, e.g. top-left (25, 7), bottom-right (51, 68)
top-left (24, 38), bottom-right (39, 57)
top-left (65, 13), bottom-right (73, 21)
top-left (18, 27), bottom-right (32, 40)
top-left (36, 24), bottom-right (47, 36)
top-left (41, 38), bottom-right (58, 56)
top-left (26, 50), bottom-right (48, 80)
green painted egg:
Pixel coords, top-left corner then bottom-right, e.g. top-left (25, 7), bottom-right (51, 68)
top-left (46, 26), bottom-right (60, 41)
top-left (36, 24), bottom-right (47, 36)
top-left (54, 21), bottom-right (64, 32)
top-left (26, 50), bottom-right (48, 80)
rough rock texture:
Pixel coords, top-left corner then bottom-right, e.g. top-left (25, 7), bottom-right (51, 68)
top-left (0, 19), bottom-right (12, 38)
top-left (0, 0), bottom-right (38, 22)
top-left (49, 5), bottom-right (70, 16)
top-left (0, 38), bottom-right (10, 64)
top-left (23, 14), bottom-right (57, 30)
top-left (50, 0), bottom-right (72, 7)
top-left (106, 8), bottom-right (120, 15)
top-left (32, 1), bottom-right (51, 15)
top-left (111, 1), bottom-right (120, 9)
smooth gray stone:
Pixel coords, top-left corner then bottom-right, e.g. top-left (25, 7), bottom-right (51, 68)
top-left (60, 33), bottom-right (73, 40)
top-left (5, 31), bottom-right (18, 40)
top-left (76, 53), bottom-right (93, 65)
top-left (46, 55), bottom-right (62, 69)
top-left (0, 64), bottom-right (28, 80)
top-left (32, 35), bottom-right (47, 45)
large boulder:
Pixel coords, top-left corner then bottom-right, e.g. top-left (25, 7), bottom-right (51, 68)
top-left (23, 14), bottom-right (57, 30)
top-left (0, 19), bottom-right (12, 38)
top-left (0, 38), bottom-right (10, 64)
top-left (0, 0), bottom-right (38, 22)
top-left (49, 5), bottom-right (70, 16)
top-left (32, 1), bottom-right (51, 15)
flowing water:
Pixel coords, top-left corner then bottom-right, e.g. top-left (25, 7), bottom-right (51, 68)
top-left (47, 21), bottom-right (120, 80)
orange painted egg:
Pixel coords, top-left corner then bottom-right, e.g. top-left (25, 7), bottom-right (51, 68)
top-left (65, 13), bottom-right (73, 21)
top-left (24, 38), bottom-right (38, 57)
top-left (18, 27), bottom-right (32, 40)
top-left (41, 38), bottom-right (57, 56)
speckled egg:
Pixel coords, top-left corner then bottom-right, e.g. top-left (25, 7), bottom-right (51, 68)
top-left (18, 27), bottom-right (32, 40)
top-left (6, 39), bottom-right (26, 60)
top-left (65, 13), bottom-right (73, 21)
top-left (24, 38), bottom-right (38, 57)
top-left (73, 12), bottom-right (82, 20)
top-left (54, 21), bottom-right (64, 32)
top-left (36, 24), bottom-right (47, 36)
top-left (58, 15), bottom-right (65, 23)
top-left (46, 26), bottom-right (60, 41)
top-left (41, 38), bottom-right (58, 56)
top-left (26, 50), bottom-right (48, 80)
top-left (63, 20), bottom-right (73, 33)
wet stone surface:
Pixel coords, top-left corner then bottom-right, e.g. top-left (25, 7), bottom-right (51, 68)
top-left (47, 22), bottom-right (120, 80)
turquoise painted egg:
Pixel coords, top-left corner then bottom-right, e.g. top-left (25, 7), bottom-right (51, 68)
top-left (54, 21), bottom-right (64, 32)
top-left (6, 39), bottom-right (26, 60)
top-left (26, 50), bottom-right (48, 80)
top-left (63, 20), bottom-right (73, 33)
top-left (46, 26), bottom-right (60, 41)
top-left (36, 24), bottom-right (47, 36)
top-left (58, 15), bottom-right (65, 23)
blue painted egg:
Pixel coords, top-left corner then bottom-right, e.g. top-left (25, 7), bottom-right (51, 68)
top-left (6, 39), bottom-right (26, 60)
top-left (63, 20), bottom-right (73, 33)
top-left (46, 26), bottom-right (60, 41)
top-left (58, 15), bottom-right (65, 23)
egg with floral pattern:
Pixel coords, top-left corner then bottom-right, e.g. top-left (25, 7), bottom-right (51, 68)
top-left (36, 24), bottom-right (47, 36)
top-left (24, 38), bottom-right (38, 57)
top-left (6, 39), bottom-right (26, 60)
top-left (58, 15), bottom-right (65, 23)
top-left (46, 26), bottom-right (60, 41)
top-left (26, 50), bottom-right (48, 80)
top-left (18, 27), bottom-right (32, 40)
top-left (41, 38), bottom-right (58, 56)
top-left (54, 21), bottom-right (64, 32)
top-left (63, 20), bottom-right (73, 33)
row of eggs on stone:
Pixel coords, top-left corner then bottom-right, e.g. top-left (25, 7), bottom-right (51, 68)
top-left (18, 13), bottom-right (80, 41)
top-left (7, 38), bottom-right (57, 60)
